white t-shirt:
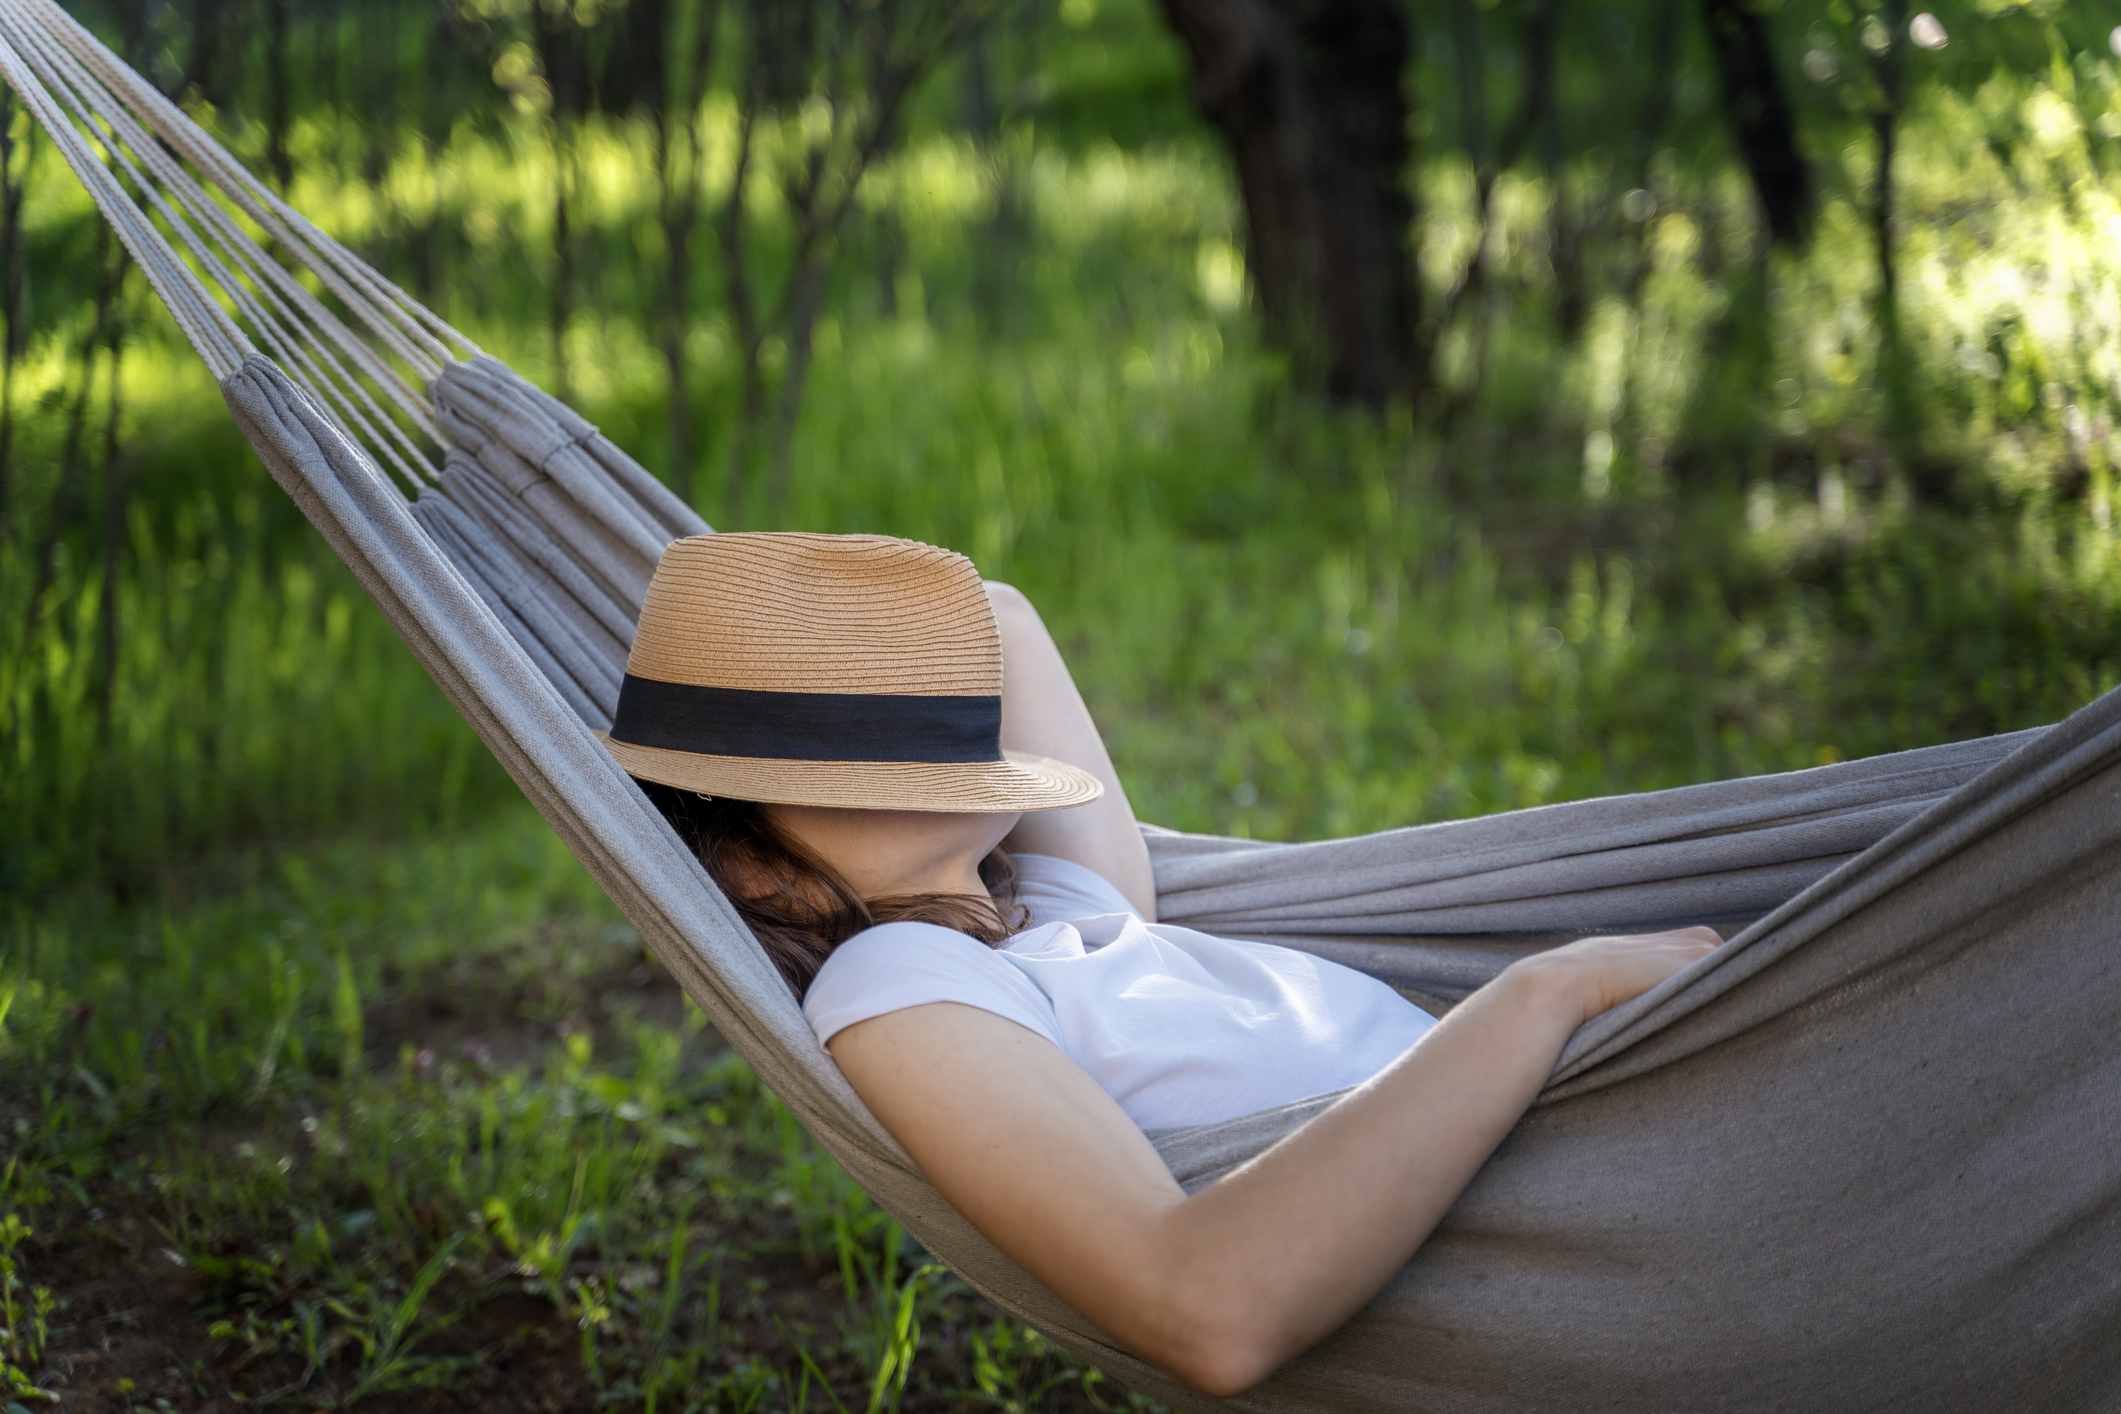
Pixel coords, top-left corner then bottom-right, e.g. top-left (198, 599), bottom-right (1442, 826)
top-left (803, 853), bottom-right (1436, 1130)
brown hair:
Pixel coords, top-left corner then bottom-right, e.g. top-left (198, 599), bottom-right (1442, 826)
top-left (637, 779), bottom-right (1029, 999)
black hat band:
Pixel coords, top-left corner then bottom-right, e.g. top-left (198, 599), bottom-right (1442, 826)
top-left (610, 674), bottom-right (1004, 764)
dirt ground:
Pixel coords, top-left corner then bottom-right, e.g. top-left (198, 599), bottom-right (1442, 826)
top-left (13, 955), bottom-right (1137, 1413)
top-left (27, 1203), bottom-right (593, 1411)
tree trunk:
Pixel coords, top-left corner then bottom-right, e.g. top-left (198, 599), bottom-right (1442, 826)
top-left (716, 0), bottom-right (990, 522)
top-left (95, 323), bottom-right (126, 747)
top-left (765, 254), bottom-right (830, 526)
top-left (962, 30), bottom-right (1028, 339)
top-left (720, 94), bottom-right (763, 529)
top-left (1436, 0), bottom-right (1487, 334)
top-left (610, 0), bottom-right (714, 509)
top-left (1440, 0), bottom-right (1566, 409)
top-left (183, 0), bottom-right (228, 107)
top-left (18, 232), bottom-right (122, 663)
top-left (656, 96), bottom-right (701, 510)
top-left (1862, 0), bottom-right (1917, 460)
top-left (550, 117), bottom-right (574, 405)
top-left (1521, 0), bottom-right (1582, 337)
top-left (0, 95), bottom-right (25, 534)
top-left (1866, 1), bottom-right (1900, 316)
top-left (874, 207), bottom-right (903, 319)
top-left (539, 11), bottom-right (580, 406)
top-left (1157, 0), bottom-right (1419, 408)
top-left (1698, 0), bottom-right (1810, 246)
top-left (266, 0), bottom-right (293, 194)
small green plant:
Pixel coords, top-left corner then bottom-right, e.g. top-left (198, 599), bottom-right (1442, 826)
top-left (965, 1313), bottom-right (1159, 1414)
top-left (862, 1256), bottom-right (940, 1414)
top-left (636, 1205), bottom-right (706, 1413)
top-left (0, 1210), bottom-right (56, 1407)
top-left (482, 1180), bottom-right (595, 1307)
top-left (329, 1235), bottom-right (468, 1403)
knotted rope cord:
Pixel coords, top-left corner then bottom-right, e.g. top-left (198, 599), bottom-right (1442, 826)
top-left (0, 24), bottom-right (246, 377)
top-left (18, 0), bottom-right (470, 377)
top-left (0, 9), bottom-right (437, 490)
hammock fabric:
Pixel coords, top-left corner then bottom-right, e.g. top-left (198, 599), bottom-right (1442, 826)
top-left (8, 3), bottom-right (2119, 1407)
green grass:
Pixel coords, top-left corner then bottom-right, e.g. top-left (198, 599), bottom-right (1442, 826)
top-left (2, 807), bottom-right (1154, 1410)
top-left (6, 0), bottom-right (2121, 1406)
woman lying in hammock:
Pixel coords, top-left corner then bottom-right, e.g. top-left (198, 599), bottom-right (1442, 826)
top-left (602, 532), bottom-right (1720, 1397)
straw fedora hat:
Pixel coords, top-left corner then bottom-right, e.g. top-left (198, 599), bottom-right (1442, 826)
top-left (598, 533), bottom-right (1105, 813)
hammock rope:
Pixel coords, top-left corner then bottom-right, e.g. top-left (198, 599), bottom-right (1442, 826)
top-left (34, 0), bottom-right (469, 375)
top-left (12, 3), bottom-right (2121, 1408)
top-left (0, 0), bottom-right (458, 482)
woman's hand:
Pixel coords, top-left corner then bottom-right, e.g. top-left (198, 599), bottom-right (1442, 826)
top-left (1508, 926), bottom-right (1723, 1027)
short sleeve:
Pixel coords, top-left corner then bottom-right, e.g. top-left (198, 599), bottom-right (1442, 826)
top-left (803, 921), bottom-right (1064, 1049)
top-left (1012, 853), bottom-right (1141, 928)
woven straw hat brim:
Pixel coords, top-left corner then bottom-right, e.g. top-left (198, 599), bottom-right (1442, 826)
top-left (597, 734), bottom-right (1104, 813)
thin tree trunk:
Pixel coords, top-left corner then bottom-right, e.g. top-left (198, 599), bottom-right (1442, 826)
top-left (1523, 0), bottom-right (1581, 337)
top-left (95, 318), bottom-right (126, 747)
top-left (875, 207), bottom-right (902, 319)
top-left (717, 5), bottom-right (986, 520)
top-left (1158, 0), bottom-right (1420, 407)
top-left (266, 0), bottom-right (293, 194)
top-left (1439, 0), bottom-right (1559, 414)
top-left (644, 0), bottom-right (715, 512)
top-left (539, 6), bottom-right (579, 407)
top-left (0, 95), bottom-right (25, 534)
top-left (409, 3), bottom-right (446, 310)
top-left (551, 115), bottom-right (574, 406)
top-left (18, 234), bottom-right (122, 662)
top-left (765, 256), bottom-right (830, 526)
top-left (655, 107), bottom-right (692, 505)
top-left (184, 0), bottom-right (227, 107)
top-left (963, 32), bottom-right (1012, 337)
top-left (721, 91), bottom-right (763, 528)
top-left (992, 2), bottom-right (1038, 336)
top-left (1631, 0), bottom-right (1683, 195)
top-left (1864, 0), bottom-right (1915, 455)
top-left (657, 101), bottom-right (703, 509)
top-left (751, 70), bottom-right (919, 523)
top-left (1452, 0), bottom-right (1489, 191)
top-left (1866, 0), bottom-right (1902, 317)
top-left (1431, 0), bottom-right (1495, 347)
top-left (1611, 0), bottom-right (1684, 449)
top-left (1699, 0), bottom-right (1810, 246)
top-left (1623, 0), bottom-right (1685, 312)
top-left (1611, 0), bottom-right (1686, 467)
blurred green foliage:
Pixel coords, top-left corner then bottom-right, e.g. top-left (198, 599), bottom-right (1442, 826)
top-left (0, 0), bottom-right (2115, 880)
top-left (1, 1), bottom-right (2117, 895)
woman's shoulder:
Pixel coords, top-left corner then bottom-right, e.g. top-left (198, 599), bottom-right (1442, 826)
top-left (811, 920), bottom-right (1018, 994)
top-left (1012, 853), bottom-right (1142, 927)
top-left (803, 920), bottom-right (1059, 1048)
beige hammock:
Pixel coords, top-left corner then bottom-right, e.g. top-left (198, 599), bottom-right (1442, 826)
top-left (9, 3), bottom-right (2120, 1408)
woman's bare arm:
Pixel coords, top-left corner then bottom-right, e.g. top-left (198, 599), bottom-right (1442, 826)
top-left (986, 581), bottom-right (1157, 918)
top-left (829, 926), bottom-right (1718, 1396)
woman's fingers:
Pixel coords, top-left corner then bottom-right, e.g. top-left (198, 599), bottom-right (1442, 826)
top-left (1537, 926), bottom-right (1724, 1021)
